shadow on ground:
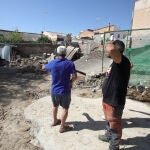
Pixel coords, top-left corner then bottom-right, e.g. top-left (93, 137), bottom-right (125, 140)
top-left (68, 113), bottom-right (150, 149)
top-left (121, 134), bottom-right (150, 150)
top-left (0, 73), bottom-right (49, 104)
top-left (67, 113), bottom-right (105, 131)
top-left (121, 116), bottom-right (150, 150)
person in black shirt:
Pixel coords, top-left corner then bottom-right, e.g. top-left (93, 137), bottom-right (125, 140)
top-left (98, 40), bottom-right (131, 150)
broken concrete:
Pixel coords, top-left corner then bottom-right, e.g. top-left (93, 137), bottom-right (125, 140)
top-left (74, 50), bottom-right (111, 75)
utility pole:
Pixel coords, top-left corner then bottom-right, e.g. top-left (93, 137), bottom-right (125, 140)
top-left (41, 31), bottom-right (44, 51)
top-left (108, 22), bottom-right (110, 31)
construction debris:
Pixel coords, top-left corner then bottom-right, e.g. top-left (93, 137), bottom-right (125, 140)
top-left (128, 86), bottom-right (150, 102)
top-left (0, 44), bottom-right (149, 102)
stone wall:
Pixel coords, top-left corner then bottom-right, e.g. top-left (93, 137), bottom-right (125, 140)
top-left (13, 43), bottom-right (55, 57)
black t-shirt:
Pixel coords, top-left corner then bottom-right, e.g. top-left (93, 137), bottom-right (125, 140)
top-left (102, 55), bottom-right (131, 106)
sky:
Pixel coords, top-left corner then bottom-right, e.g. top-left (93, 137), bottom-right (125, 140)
top-left (0, 0), bottom-right (135, 35)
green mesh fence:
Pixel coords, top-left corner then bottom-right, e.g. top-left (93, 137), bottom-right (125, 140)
top-left (125, 45), bottom-right (150, 87)
top-left (102, 28), bottom-right (150, 88)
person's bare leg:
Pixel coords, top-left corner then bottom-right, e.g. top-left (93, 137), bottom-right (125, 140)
top-left (60, 108), bottom-right (68, 128)
top-left (53, 107), bottom-right (58, 124)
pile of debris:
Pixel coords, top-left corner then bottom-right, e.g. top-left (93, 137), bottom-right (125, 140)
top-left (8, 54), bottom-right (55, 74)
top-left (75, 73), bottom-right (105, 89)
top-left (4, 46), bottom-right (80, 74)
top-left (127, 86), bottom-right (150, 102)
top-left (75, 73), bottom-right (150, 102)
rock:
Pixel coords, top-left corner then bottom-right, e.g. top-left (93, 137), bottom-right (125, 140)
top-left (141, 88), bottom-right (150, 102)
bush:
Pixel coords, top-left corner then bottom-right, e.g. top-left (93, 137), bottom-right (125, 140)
top-left (6, 29), bottom-right (23, 43)
top-left (0, 34), bottom-right (5, 43)
top-left (37, 35), bottom-right (52, 44)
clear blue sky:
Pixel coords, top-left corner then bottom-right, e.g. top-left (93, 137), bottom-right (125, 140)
top-left (0, 0), bottom-right (135, 35)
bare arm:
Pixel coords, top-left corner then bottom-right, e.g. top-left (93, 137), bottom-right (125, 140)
top-left (71, 72), bottom-right (77, 82)
top-left (70, 72), bottom-right (77, 88)
top-left (41, 64), bottom-right (46, 71)
top-left (106, 42), bottom-right (122, 64)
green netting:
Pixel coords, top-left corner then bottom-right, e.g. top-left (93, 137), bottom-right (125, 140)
top-left (125, 45), bottom-right (150, 87)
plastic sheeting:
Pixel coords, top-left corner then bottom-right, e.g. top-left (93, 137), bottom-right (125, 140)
top-left (0, 45), bottom-right (11, 61)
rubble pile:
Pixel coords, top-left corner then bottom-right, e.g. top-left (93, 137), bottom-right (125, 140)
top-left (9, 54), bottom-right (55, 74)
top-left (75, 73), bottom-right (150, 102)
top-left (0, 44), bottom-right (149, 102)
top-left (127, 86), bottom-right (150, 102)
top-left (75, 73), bottom-right (105, 89)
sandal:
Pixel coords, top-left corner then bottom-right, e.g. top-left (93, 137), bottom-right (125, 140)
top-left (51, 119), bottom-right (61, 126)
top-left (59, 125), bottom-right (73, 133)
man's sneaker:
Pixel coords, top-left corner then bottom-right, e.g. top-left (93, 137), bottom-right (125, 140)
top-left (98, 134), bottom-right (109, 142)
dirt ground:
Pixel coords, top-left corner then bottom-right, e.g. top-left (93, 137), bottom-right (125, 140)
top-left (0, 73), bottom-right (50, 150)
top-left (0, 72), bottom-right (101, 150)
top-left (0, 71), bottom-right (150, 150)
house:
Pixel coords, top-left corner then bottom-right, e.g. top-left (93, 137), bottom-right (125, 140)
top-left (79, 25), bottom-right (119, 40)
top-left (43, 31), bottom-right (67, 42)
top-left (79, 29), bottom-right (94, 39)
top-left (79, 25), bottom-right (125, 45)
top-left (94, 25), bottom-right (116, 34)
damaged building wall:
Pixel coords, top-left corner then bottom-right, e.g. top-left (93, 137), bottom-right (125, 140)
top-left (13, 43), bottom-right (55, 57)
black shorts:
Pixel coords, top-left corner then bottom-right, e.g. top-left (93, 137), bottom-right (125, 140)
top-left (51, 93), bottom-right (71, 109)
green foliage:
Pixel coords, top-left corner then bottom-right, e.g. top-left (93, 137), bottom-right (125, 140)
top-left (0, 34), bottom-right (5, 43)
top-left (6, 29), bottom-right (23, 43)
top-left (37, 35), bottom-right (52, 44)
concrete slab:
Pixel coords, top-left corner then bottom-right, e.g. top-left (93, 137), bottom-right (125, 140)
top-left (24, 94), bottom-right (150, 150)
top-left (74, 51), bottom-right (111, 75)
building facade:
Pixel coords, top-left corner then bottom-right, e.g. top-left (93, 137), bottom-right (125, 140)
top-left (79, 29), bottom-right (94, 39)
top-left (94, 25), bottom-right (116, 34)
top-left (132, 0), bottom-right (150, 29)
top-left (43, 31), bottom-right (67, 42)
top-left (79, 25), bottom-right (117, 39)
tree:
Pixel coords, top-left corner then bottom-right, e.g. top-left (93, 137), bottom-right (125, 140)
top-left (37, 35), bottom-right (52, 44)
top-left (6, 29), bottom-right (23, 43)
top-left (0, 34), bottom-right (5, 43)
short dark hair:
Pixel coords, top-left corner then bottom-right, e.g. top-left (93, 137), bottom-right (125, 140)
top-left (113, 40), bottom-right (125, 53)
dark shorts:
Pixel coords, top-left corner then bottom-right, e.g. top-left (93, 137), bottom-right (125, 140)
top-left (51, 93), bottom-right (71, 109)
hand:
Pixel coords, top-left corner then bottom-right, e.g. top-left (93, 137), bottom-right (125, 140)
top-left (41, 65), bottom-right (46, 71)
top-left (130, 63), bottom-right (133, 69)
